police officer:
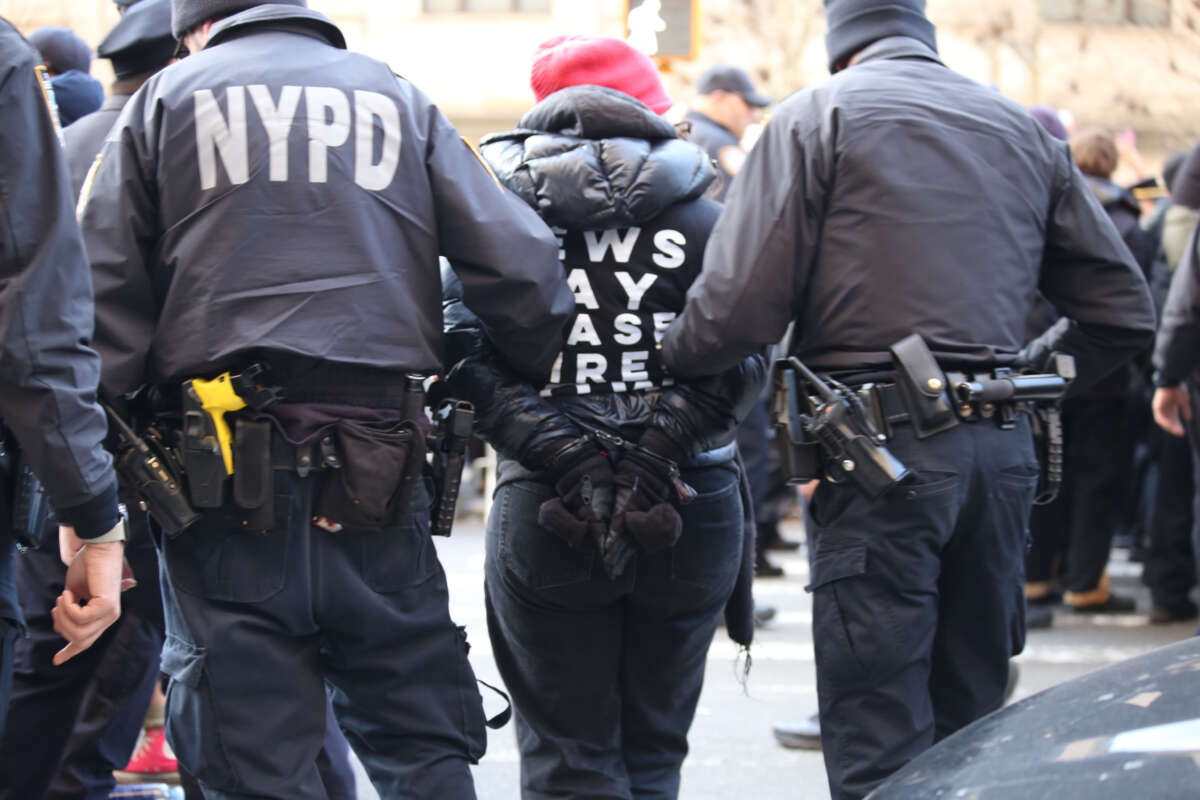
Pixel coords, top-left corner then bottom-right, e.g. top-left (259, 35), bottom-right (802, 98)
top-left (661, 1), bottom-right (1157, 798)
top-left (0, 19), bottom-right (126, 734)
top-left (64, 0), bottom-right (177, 198)
top-left (77, 1), bottom-right (573, 798)
top-left (0, 5), bottom-right (182, 796)
top-left (684, 65), bottom-right (770, 203)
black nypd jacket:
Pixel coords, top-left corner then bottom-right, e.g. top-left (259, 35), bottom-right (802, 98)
top-left (79, 5), bottom-right (572, 398)
top-left (443, 86), bottom-right (765, 468)
top-left (0, 21), bottom-right (120, 571)
top-left (663, 37), bottom-right (1156, 395)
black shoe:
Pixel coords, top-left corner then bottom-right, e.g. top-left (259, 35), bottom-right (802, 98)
top-left (764, 537), bottom-right (802, 552)
top-left (1027, 590), bottom-right (1063, 607)
top-left (1149, 601), bottom-right (1199, 624)
top-left (1069, 593), bottom-right (1137, 614)
top-left (1026, 604), bottom-right (1054, 630)
top-left (754, 604), bottom-right (777, 627)
top-left (774, 714), bottom-right (821, 750)
top-left (755, 552), bottom-right (785, 578)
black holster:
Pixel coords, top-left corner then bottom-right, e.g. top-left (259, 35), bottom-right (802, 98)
top-left (315, 419), bottom-right (426, 531)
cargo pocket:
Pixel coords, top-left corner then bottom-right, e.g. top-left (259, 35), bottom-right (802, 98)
top-left (453, 626), bottom-right (488, 762)
top-left (496, 482), bottom-right (595, 590)
top-left (808, 543), bottom-right (873, 685)
top-left (993, 463), bottom-right (1039, 656)
top-left (161, 493), bottom-right (293, 603)
top-left (161, 635), bottom-right (238, 791)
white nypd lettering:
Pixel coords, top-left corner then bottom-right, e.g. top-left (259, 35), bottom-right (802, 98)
top-left (613, 312), bottom-right (642, 345)
top-left (584, 228), bottom-right (640, 263)
top-left (306, 87), bottom-right (350, 184)
top-left (567, 269), bottom-right (600, 310)
top-left (354, 90), bottom-right (402, 190)
top-left (195, 87), bottom-right (248, 190)
top-left (566, 314), bottom-right (602, 347)
top-left (195, 85), bottom-right (403, 190)
top-left (652, 229), bottom-right (686, 269)
top-left (615, 271), bottom-right (658, 311)
top-left (248, 85), bottom-right (301, 182)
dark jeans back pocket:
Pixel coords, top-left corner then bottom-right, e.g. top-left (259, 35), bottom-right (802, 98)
top-left (162, 492), bottom-right (293, 603)
top-left (494, 481), bottom-right (594, 590)
top-left (672, 469), bottom-right (742, 590)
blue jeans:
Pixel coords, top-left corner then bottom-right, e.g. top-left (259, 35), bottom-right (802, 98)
top-left (157, 474), bottom-right (485, 799)
top-left (485, 461), bottom-right (743, 800)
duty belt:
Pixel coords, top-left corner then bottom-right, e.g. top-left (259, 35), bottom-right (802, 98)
top-left (850, 380), bottom-right (1024, 440)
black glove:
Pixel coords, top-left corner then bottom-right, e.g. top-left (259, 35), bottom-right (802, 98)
top-left (537, 437), bottom-right (615, 550)
top-left (602, 429), bottom-right (694, 577)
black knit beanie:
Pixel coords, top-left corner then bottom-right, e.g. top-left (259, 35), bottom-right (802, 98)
top-left (824, 0), bottom-right (937, 73)
top-left (171, 0), bottom-right (305, 39)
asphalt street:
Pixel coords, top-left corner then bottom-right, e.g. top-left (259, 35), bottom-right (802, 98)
top-left (352, 517), bottom-right (1195, 799)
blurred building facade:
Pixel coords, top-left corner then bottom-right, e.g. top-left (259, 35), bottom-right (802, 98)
top-left (3, 0), bottom-right (1198, 153)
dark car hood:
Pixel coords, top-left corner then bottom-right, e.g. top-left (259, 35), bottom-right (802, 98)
top-left (479, 86), bottom-right (714, 229)
top-left (869, 639), bottom-right (1200, 799)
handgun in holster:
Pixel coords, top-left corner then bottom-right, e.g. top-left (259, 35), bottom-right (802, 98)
top-left (104, 403), bottom-right (199, 536)
top-left (771, 364), bottom-right (821, 483)
top-left (182, 373), bottom-right (247, 508)
top-left (776, 357), bottom-right (910, 499)
top-left (429, 399), bottom-right (475, 537)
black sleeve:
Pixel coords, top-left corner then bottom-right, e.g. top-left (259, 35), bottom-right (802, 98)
top-left (650, 353), bottom-right (768, 458)
top-left (425, 106), bottom-right (574, 385)
top-left (0, 29), bottom-right (119, 538)
top-left (1022, 147), bottom-right (1157, 394)
top-left (441, 265), bottom-right (584, 470)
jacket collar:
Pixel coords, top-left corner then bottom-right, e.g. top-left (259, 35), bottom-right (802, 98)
top-left (207, 4), bottom-right (346, 50)
top-left (853, 36), bottom-right (943, 68)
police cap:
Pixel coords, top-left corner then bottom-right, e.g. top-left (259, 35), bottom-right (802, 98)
top-left (98, 0), bottom-right (175, 79)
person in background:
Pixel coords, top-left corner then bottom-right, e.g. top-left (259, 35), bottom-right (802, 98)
top-left (685, 66), bottom-right (794, 580)
top-left (26, 25), bottom-right (104, 125)
top-left (1152, 142), bottom-right (1200, 636)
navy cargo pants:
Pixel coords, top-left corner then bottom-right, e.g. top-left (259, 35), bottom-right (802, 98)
top-left (157, 474), bottom-right (486, 799)
top-left (485, 460), bottom-right (743, 800)
top-left (809, 417), bottom-right (1038, 800)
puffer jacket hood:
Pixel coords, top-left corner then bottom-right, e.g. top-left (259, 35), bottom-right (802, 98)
top-left (479, 86), bottom-right (715, 229)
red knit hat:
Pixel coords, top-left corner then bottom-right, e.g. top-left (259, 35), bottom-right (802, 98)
top-left (531, 35), bottom-right (673, 114)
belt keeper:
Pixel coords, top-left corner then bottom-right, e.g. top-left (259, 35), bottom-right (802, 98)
top-left (296, 442), bottom-right (314, 478)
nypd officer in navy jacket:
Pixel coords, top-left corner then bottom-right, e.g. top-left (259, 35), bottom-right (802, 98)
top-left (0, 18), bottom-right (126, 735)
top-left (663, 1), bottom-right (1156, 798)
top-left (77, 1), bottom-right (573, 797)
